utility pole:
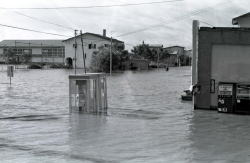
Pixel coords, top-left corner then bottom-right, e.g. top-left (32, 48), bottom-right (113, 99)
top-left (14, 40), bottom-right (17, 67)
top-left (80, 30), bottom-right (86, 74)
top-left (41, 43), bottom-right (43, 64)
top-left (74, 30), bottom-right (78, 74)
top-left (157, 51), bottom-right (160, 70)
top-left (110, 36), bottom-right (112, 75)
top-left (29, 42), bottom-right (31, 64)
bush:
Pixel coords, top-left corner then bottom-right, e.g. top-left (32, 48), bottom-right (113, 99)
top-left (90, 46), bottom-right (123, 72)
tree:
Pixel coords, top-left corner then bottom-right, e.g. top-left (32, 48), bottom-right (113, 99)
top-left (4, 48), bottom-right (16, 64)
top-left (179, 54), bottom-right (191, 66)
top-left (132, 44), bottom-right (162, 62)
top-left (90, 46), bottom-right (125, 72)
top-left (132, 44), bottom-right (152, 60)
top-left (22, 53), bottom-right (32, 64)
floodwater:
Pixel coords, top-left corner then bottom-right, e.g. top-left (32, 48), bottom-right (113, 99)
top-left (0, 66), bottom-right (250, 163)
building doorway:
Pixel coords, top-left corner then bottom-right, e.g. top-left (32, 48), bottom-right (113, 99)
top-left (66, 57), bottom-right (73, 68)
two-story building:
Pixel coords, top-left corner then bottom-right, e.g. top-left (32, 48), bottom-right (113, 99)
top-left (63, 29), bottom-right (124, 69)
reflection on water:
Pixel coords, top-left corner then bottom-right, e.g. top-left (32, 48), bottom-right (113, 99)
top-left (0, 66), bottom-right (250, 162)
top-left (190, 111), bottom-right (250, 163)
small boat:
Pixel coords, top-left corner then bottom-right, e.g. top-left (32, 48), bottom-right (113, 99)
top-left (28, 64), bottom-right (42, 69)
top-left (181, 90), bottom-right (193, 101)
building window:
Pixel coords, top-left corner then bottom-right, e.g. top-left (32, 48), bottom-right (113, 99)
top-left (88, 44), bottom-right (96, 49)
top-left (42, 47), bottom-right (64, 57)
top-left (3, 48), bottom-right (32, 55)
top-left (104, 44), bottom-right (110, 47)
top-left (23, 49), bottom-right (30, 54)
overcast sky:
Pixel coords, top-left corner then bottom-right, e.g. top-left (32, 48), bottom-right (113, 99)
top-left (0, 0), bottom-right (249, 51)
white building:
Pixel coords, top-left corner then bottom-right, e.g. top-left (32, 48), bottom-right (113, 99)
top-left (0, 40), bottom-right (65, 64)
top-left (232, 12), bottom-right (250, 27)
top-left (0, 30), bottom-right (124, 68)
top-left (63, 30), bottom-right (124, 69)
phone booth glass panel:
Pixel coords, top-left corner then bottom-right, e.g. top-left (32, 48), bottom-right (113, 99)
top-left (69, 73), bottom-right (107, 114)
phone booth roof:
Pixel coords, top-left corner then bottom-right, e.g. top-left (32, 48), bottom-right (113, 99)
top-left (69, 73), bottom-right (106, 80)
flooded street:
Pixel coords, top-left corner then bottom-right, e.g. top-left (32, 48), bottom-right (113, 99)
top-left (0, 66), bottom-right (250, 162)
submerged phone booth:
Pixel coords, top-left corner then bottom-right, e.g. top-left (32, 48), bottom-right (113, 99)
top-left (69, 73), bottom-right (108, 114)
top-left (218, 82), bottom-right (250, 114)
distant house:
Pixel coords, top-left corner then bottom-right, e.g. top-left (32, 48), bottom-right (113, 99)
top-left (163, 46), bottom-right (185, 66)
top-left (0, 40), bottom-right (64, 64)
top-left (164, 46), bottom-right (185, 56)
top-left (148, 44), bottom-right (163, 63)
top-left (148, 44), bottom-right (163, 53)
top-left (129, 58), bottom-right (149, 70)
top-left (232, 12), bottom-right (250, 27)
top-left (184, 49), bottom-right (192, 57)
top-left (63, 29), bottom-right (124, 69)
top-left (184, 49), bottom-right (192, 66)
top-left (122, 54), bottom-right (149, 70)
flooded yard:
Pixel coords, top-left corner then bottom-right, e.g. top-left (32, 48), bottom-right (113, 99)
top-left (0, 66), bottom-right (250, 162)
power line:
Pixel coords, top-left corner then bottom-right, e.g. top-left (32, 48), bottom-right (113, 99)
top-left (0, 23), bottom-right (71, 37)
top-left (125, 43), bottom-right (135, 46)
top-left (0, 0), bottom-right (184, 10)
top-left (116, 0), bottom-right (231, 37)
top-left (14, 41), bottom-right (63, 47)
top-left (13, 11), bottom-right (74, 30)
top-left (199, 20), bottom-right (214, 27)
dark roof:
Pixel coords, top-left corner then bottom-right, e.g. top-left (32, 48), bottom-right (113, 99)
top-left (148, 44), bottom-right (163, 48)
top-left (63, 32), bottom-right (123, 43)
top-left (164, 45), bottom-right (184, 49)
top-left (232, 12), bottom-right (250, 25)
top-left (0, 40), bottom-right (64, 47)
top-left (199, 27), bottom-right (250, 31)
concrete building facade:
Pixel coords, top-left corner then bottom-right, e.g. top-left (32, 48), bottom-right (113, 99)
top-left (63, 31), bottom-right (124, 69)
top-left (194, 27), bottom-right (250, 109)
top-left (0, 40), bottom-right (65, 64)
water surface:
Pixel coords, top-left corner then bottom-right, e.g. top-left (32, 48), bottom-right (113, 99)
top-left (0, 66), bottom-right (250, 163)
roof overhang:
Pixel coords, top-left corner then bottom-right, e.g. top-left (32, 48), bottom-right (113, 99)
top-left (232, 12), bottom-right (250, 25)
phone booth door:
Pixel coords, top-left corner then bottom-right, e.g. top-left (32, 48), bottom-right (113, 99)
top-left (76, 80), bottom-right (87, 112)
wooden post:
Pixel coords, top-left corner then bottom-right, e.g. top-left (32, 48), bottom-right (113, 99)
top-left (7, 65), bottom-right (14, 85)
top-left (74, 30), bottom-right (78, 74)
top-left (192, 20), bottom-right (199, 85)
top-left (80, 30), bottom-right (86, 74)
top-left (110, 37), bottom-right (112, 75)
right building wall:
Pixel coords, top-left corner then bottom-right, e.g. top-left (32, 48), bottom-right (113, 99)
top-left (194, 27), bottom-right (250, 110)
